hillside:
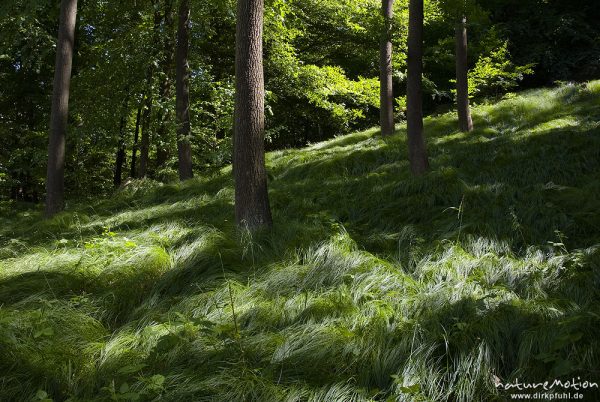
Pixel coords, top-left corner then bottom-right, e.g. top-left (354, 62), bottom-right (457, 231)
top-left (1, 82), bottom-right (600, 401)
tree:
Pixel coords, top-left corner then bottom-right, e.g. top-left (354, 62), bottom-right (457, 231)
top-left (176, 0), bottom-right (193, 180)
top-left (455, 16), bottom-right (473, 132)
top-left (45, 0), bottom-right (78, 216)
top-left (379, 0), bottom-right (395, 137)
top-left (130, 102), bottom-right (143, 178)
top-left (233, 0), bottom-right (272, 229)
top-left (139, 4), bottom-right (163, 178)
top-left (406, 0), bottom-right (429, 175)
top-left (114, 92), bottom-right (130, 187)
top-left (156, 0), bottom-right (176, 169)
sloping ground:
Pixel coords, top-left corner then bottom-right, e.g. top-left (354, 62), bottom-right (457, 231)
top-left (1, 82), bottom-right (600, 401)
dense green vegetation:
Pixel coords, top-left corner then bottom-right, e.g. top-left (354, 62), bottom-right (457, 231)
top-left (3, 0), bottom-right (597, 199)
top-left (1, 83), bottom-right (599, 401)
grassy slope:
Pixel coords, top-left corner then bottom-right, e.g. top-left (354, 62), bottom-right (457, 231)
top-left (1, 82), bottom-right (600, 401)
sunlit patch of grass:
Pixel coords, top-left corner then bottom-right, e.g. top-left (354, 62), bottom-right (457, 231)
top-left (1, 82), bottom-right (599, 401)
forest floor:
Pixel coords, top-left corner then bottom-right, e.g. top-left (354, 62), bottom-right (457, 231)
top-left (1, 82), bottom-right (600, 401)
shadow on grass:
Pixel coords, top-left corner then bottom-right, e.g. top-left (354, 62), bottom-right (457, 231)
top-left (1, 83), bottom-right (600, 401)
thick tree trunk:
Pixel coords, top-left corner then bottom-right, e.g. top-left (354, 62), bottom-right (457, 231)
top-left (45, 0), bottom-right (78, 217)
top-left (156, 0), bottom-right (176, 169)
top-left (234, 0), bottom-right (272, 229)
top-left (406, 0), bottom-right (429, 175)
top-left (176, 0), bottom-right (193, 181)
top-left (130, 103), bottom-right (142, 178)
top-left (380, 0), bottom-right (395, 137)
top-left (139, 7), bottom-right (163, 178)
top-left (455, 16), bottom-right (473, 132)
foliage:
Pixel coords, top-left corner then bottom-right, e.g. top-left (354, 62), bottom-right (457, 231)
top-left (3, 0), bottom-right (594, 200)
top-left (266, 64), bottom-right (380, 147)
top-left (466, 41), bottom-right (534, 99)
top-left (1, 82), bottom-right (600, 401)
top-left (478, 0), bottom-right (600, 84)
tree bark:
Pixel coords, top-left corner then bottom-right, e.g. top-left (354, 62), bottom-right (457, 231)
top-left (114, 116), bottom-right (127, 187)
top-left (455, 16), bottom-right (473, 132)
top-left (139, 6), bottom-right (163, 178)
top-left (406, 0), bottom-right (429, 175)
top-left (380, 0), bottom-right (395, 137)
top-left (139, 90), bottom-right (152, 177)
top-left (176, 0), bottom-right (193, 181)
top-left (156, 0), bottom-right (176, 169)
top-left (114, 95), bottom-right (129, 187)
top-left (45, 0), bottom-right (78, 217)
top-left (130, 102), bottom-right (142, 178)
top-left (234, 0), bottom-right (272, 229)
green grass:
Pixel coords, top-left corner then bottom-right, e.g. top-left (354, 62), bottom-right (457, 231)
top-left (1, 82), bottom-right (600, 401)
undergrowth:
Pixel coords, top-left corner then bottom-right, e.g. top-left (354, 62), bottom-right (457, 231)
top-left (1, 82), bottom-right (600, 401)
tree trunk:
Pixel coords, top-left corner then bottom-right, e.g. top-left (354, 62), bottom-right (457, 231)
top-left (176, 0), bottom-right (193, 181)
top-left (455, 16), bottom-right (473, 132)
top-left (139, 91), bottom-right (152, 177)
top-left (45, 0), bottom-right (78, 217)
top-left (114, 119), bottom-right (127, 187)
top-left (114, 95), bottom-right (129, 187)
top-left (156, 0), bottom-right (176, 169)
top-left (406, 0), bottom-right (429, 175)
top-left (380, 0), bottom-right (395, 137)
top-left (130, 102), bottom-right (142, 178)
top-left (234, 0), bottom-right (272, 229)
top-left (139, 6), bottom-right (163, 178)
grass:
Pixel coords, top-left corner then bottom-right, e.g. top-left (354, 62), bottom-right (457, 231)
top-left (1, 81), bottom-right (600, 401)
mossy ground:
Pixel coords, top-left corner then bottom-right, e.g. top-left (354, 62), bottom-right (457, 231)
top-left (1, 82), bottom-right (600, 401)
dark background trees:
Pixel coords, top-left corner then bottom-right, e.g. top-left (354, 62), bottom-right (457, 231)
top-left (176, 0), bottom-right (193, 181)
top-left (1, 0), bottom-right (599, 203)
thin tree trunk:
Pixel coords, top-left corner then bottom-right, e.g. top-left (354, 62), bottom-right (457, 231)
top-left (45, 0), bottom-right (78, 217)
top-left (406, 0), bottom-right (429, 175)
top-left (139, 6), bottom-right (163, 178)
top-left (176, 0), bottom-right (193, 180)
top-left (234, 0), bottom-right (272, 229)
top-left (455, 16), bottom-right (473, 132)
top-left (114, 116), bottom-right (127, 187)
top-left (380, 0), bottom-right (395, 137)
top-left (114, 95), bottom-right (129, 187)
top-left (130, 102), bottom-right (142, 178)
top-left (139, 91), bottom-right (152, 177)
top-left (156, 0), bottom-right (176, 169)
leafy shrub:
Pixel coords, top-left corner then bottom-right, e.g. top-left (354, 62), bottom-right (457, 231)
top-left (467, 41), bottom-right (535, 99)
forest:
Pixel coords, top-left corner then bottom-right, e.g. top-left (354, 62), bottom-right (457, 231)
top-left (0, 0), bottom-right (599, 400)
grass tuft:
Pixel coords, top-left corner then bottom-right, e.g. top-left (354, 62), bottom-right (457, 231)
top-left (1, 82), bottom-right (600, 400)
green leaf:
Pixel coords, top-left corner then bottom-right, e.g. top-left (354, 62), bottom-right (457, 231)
top-left (42, 327), bottom-right (54, 336)
top-left (33, 327), bottom-right (53, 338)
top-left (399, 383), bottom-right (421, 395)
top-left (147, 374), bottom-right (165, 391)
top-left (117, 363), bottom-right (147, 375)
